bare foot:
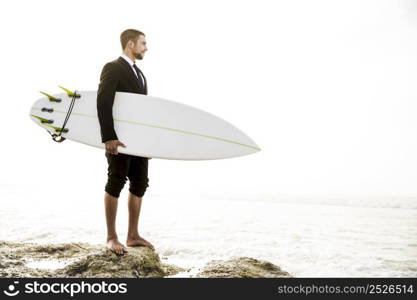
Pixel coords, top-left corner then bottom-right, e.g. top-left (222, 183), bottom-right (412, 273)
top-left (107, 237), bottom-right (128, 255)
top-left (126, 235), bottom-right (155, 250)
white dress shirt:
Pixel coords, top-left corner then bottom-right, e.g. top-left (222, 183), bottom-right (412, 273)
top-left (120, 53), bottom-right (145, 87)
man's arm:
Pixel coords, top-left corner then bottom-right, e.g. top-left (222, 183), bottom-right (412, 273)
top-left (97, 62), bottom-right (119, 143)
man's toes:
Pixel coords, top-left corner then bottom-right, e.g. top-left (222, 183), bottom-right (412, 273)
top-left (147, 244), bottom-right (155, 250)
top-left (143, 241), bottom-right (154, 250)
top-left (147, 242), bottom-right (155, 250)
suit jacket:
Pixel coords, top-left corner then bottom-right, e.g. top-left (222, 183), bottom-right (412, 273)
top-left (97, 56), bottom-right (148, 143)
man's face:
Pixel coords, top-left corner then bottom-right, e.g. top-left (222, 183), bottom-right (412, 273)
top-left (131, 35), bottom-right (147, 60)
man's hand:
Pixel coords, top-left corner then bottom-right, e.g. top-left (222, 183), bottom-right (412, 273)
top-left (105, 140), bottom-right (126, 155)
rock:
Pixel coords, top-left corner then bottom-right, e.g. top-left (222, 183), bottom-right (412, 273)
top-left (57, 247), bottom-right (174, 278)
top-left (195, 257), bottom-right (292, 278)
top-left (0, 241), bottom-right (183, 278)
top-left (0, 241), bottom-right (292, 278)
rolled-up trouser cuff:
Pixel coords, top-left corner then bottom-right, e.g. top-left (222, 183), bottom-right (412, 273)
top-left (105, 176), bottom-right (127, 198)
top-left (128, 180), bottom-right (149, 198)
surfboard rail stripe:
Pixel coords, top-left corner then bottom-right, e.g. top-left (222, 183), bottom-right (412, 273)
top-left (31, 107), bottom-right (261, 151)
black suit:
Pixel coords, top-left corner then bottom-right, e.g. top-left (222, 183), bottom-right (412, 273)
top-left (97, 56), bottom-right (147, 143)
top-left (97, 56), bottom-right (149, 198)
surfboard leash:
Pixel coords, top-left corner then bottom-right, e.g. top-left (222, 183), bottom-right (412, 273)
top-left (46, 87), bottom-right (81, 143)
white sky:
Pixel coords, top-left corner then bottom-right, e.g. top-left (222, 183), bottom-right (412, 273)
top-left (0, 0), bottom-right (416, 200)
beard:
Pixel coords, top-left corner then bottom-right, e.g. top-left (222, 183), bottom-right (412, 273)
top-left (133, 52), bottom-right (143, 60)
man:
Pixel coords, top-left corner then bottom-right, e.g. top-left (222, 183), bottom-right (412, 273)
top-left (97, 29), bottom-right (154, 255)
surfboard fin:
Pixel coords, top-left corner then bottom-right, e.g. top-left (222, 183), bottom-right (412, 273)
top-left (39, 91), bottom-right (62, 102)
top-left (30, 114), bottom-right (54, 124)
top-left (58, 86), bottom-right (81, 98)
top-left (43, 123), bottom-right (69, 133)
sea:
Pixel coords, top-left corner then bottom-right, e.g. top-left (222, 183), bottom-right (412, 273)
top-left (1, 183), bottom-right (416, 277)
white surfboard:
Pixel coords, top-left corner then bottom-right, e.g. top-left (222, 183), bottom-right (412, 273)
top-left (29, 89), bottom-right (261, 160)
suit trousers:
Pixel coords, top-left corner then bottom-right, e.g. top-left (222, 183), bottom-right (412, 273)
top-left (104, 152), bottom-right (149, 198)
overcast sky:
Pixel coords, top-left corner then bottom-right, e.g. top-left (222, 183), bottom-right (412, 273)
top-left (0, 0), bottom-right (416, 200)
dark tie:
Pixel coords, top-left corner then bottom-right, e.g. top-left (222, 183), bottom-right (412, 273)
top-left (132, 63), bottom-right (144, 88)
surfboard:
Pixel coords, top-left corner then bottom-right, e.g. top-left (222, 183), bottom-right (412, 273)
top-left (29, 88), bottom-right (261, 160)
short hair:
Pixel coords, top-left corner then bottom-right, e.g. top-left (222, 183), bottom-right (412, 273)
top-left (120, 29), bottom-right (145, 50)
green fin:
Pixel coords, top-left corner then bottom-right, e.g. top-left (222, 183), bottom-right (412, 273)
top-left (39, 91), bottom-right (61, 102)
top-left (58, 86), bottom-right (79, 98)
top-left (43, 123), bottom-right (69, 133)
top-left (30, 114), bottom-right (53, 124)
